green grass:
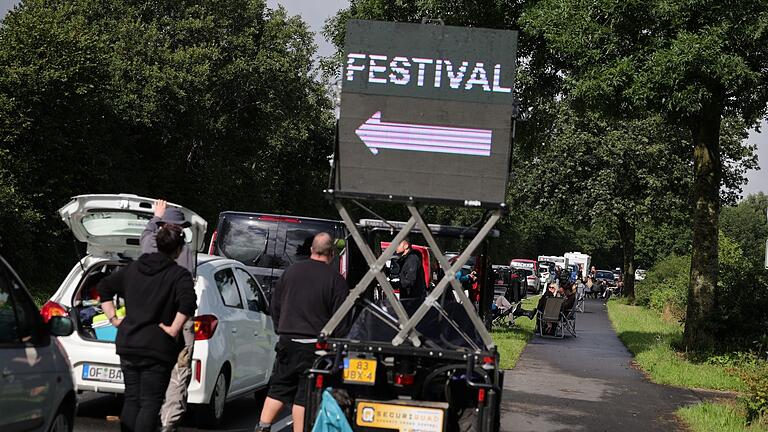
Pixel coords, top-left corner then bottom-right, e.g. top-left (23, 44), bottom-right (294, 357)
top-left (492, 295), bottom-right (537, 369)
top-left (678, 403), bottom-right (768, 432)
top-left (606, 302), bottom-right (744, 391)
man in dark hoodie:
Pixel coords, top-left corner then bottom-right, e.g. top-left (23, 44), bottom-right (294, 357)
top-left (141, 199), bottom-right (196, 432)
top-left (395, 239), bottom-right (426, 300)
top-left (100, 224), bottom-right (197, 432)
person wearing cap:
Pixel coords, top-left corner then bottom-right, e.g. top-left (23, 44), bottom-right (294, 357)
top-left (141, 200), bottom-right (195, 432)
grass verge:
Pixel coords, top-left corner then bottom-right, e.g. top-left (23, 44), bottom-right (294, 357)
top-left (678, 402), bottom-right (767, 432)
top-left (606, 300), bottom-right (768, 431)
top-left (606, 301), bottom-right (743, 391)
top-left (492, 295), bottom-right (538, 370)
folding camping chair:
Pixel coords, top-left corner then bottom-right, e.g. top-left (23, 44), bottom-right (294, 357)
top-left (538, 297), bottom-right (565, 338)
top-left (561, 305), bottom-right (577, 337)
top-left (491, 295), bottom-right (517, 329)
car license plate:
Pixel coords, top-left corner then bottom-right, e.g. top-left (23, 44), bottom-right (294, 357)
top-left (356, 400), bottom-right (446, 432)
top-left (343, 356), bottom-right (376, 385)
top-left (82, 363), bottom-right (123, 384)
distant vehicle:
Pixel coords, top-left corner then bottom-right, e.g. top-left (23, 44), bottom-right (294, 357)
top-left (595, 270), bottom-right (617, 288)
top-left (613, 268), bottom-right (622, 280)
top-left (564, 252), bottom-right (591, 278)
top-left (537, 255), bottom-right (568, 270)
top-left (52, 195), bottom-right (276, 427)
top-left (492, 265), bottom-right (526, 302)
top-left (537, 265), bottom-right (551, 287)
top-left (1, 254), bottom-right (76, 432)
top-left (509, 259), bottom-right (540, 293)
top-left (635, 269), bottom-right (646, 281)
top-left (208, 212), bottom-right (347, 297)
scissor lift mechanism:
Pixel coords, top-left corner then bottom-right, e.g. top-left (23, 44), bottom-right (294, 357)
top-left (320, 198), bottom-right (502, 350)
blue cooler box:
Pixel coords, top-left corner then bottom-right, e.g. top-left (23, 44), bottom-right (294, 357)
top-left (92, 320), bottom-right (118, 341)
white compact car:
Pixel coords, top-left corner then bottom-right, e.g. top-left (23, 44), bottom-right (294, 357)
top-left (45, 194), bottom-right (277, 427)
top-left (0, 254), bottom-right (76, 432)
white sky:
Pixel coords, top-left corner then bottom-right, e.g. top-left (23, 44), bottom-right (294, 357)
top-left (1, 0), bottom-right (766, 197)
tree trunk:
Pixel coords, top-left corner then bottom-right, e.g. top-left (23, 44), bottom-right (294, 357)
top-left (683, 101), bottom-right (722, 351)
top-left (618, 217), bottom-right (636, 300)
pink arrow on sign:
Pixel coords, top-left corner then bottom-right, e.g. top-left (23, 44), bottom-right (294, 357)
top-left (355, 111), bottom-right (492, 156)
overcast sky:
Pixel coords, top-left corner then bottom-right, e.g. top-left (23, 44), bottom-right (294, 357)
top-left (1, 0), bottom-right (766, 197)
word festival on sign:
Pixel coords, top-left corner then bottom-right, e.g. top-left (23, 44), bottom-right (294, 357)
top-left (346, 53), bottom-right (512, 94)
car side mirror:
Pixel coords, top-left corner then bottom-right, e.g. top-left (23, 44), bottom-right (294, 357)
top-left (48, 316), bottom-right (75, 337)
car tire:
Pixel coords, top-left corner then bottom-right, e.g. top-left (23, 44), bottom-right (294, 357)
top-left (195, 370), bottom-right (228, 428)
top-left (48, 409), bottom-right (72, 432)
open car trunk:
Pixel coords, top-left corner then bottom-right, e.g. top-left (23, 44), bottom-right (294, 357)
top-left (71, 261), bottom-right (126, 343)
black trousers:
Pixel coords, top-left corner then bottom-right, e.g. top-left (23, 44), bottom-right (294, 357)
top-left (120, 355), bottom-right (173, 432)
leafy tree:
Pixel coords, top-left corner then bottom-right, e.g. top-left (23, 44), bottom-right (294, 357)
top-left (720, 193), bottom-right (768, 270)
top-left (0, 0), bottom-right (334, 289)
top-left (521, 0), bottom-right (768, 350)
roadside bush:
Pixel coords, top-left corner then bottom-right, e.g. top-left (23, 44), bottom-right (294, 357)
top-left (635, 254), bottom-right (690, 319)
top-left (738, 362), bottom-right (768, 425)
top-left (636, 233), bottom-right (768, 350)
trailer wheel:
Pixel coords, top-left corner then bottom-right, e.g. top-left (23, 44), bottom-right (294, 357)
top-left (457, 407), bottom-right (480, 432)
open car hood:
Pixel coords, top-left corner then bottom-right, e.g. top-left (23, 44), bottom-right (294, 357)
top-left (58, 194), bottom-right (207, 258)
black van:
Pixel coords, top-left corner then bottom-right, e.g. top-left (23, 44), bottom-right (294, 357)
top-left (208, 212), bottom-right (347, 297)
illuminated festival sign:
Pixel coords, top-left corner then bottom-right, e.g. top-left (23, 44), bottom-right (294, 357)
top-left (336, 20), bottom-right (518, 206)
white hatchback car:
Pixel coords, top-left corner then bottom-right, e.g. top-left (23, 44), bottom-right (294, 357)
top-left (45, 194), bottom-right (277, 427)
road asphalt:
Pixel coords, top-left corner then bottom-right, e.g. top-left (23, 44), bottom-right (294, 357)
top-left (500, 298), bottom-right (724, 432)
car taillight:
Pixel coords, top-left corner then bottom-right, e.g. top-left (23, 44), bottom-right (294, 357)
top-left (193, 315), bottom-right (218, 340)
top-left (41, 301), bottom-right (68, 324)
top-left (394, 373), bottom-right (415, 386)
top-left (208, 230), bottom-right (218, 255)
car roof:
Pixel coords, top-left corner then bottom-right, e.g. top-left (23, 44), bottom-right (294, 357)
top-left (196, 253), bottom-right (229, 267)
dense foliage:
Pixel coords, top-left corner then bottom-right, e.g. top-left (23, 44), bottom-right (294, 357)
top-left (0, 0), bottom-right (335, 291)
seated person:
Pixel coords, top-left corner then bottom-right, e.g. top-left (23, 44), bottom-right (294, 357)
top-left (511, 282), bottom-right (557, 320)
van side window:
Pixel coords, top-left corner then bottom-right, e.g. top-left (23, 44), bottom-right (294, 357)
top-left (214, 268), bottom-right (243, 309)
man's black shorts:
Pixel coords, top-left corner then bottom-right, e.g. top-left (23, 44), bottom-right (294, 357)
top-left (267, 338), bottom-right (317, 407)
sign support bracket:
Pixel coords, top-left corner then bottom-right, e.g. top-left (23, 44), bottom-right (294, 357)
top-left (320, 196), bottom-right (498, 351)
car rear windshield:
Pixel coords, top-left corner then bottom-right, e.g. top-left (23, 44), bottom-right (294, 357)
top-left (81, 211), bottom-right (152, 237)
top-left (218, 218), bottom-right (272, 266)
top-left (217, 215), bottom-right (341, 270)
top-left (596, 271), bottom-right (614, 279)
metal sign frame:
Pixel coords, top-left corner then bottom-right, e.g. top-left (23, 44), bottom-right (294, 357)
top-left (320, 197), bottom-right (500, 351)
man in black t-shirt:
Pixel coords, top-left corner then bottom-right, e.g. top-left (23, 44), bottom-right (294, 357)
top-left (256, 232), bottom-right (349, 432)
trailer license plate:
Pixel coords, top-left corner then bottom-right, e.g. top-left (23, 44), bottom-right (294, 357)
top-left (82, 363), bottom-right (123, 384)
top-left (356, 401), bottom-right (445, 432)
top-left (343, 357), bottom-right (376, 385)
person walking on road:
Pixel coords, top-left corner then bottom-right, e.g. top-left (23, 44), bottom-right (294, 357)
top-left (141, 199), bottom-right (196, 432)
top-left (257, 233), bottom-right (351, 432)
top-left (99, 224), bottom-right (197, 432)
top-left (395, 239), bottom-right (427, 300)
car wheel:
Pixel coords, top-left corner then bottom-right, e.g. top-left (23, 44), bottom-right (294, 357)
top-left (49, 411), bottom-right (71, 432)
top-left (196, 370), bottom-right (228, 428)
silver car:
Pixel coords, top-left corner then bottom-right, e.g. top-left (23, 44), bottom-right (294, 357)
top-left (0, 255), bottom-right (76, 431)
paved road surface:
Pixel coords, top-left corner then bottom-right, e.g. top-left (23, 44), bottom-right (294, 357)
top-left (74, 390), bottom-right (291, 432)
top-left (500, 298), bottom-right (719, 432)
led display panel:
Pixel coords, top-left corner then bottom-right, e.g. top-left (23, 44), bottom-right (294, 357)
top-left (336, 20), bottom-right (518, 206)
